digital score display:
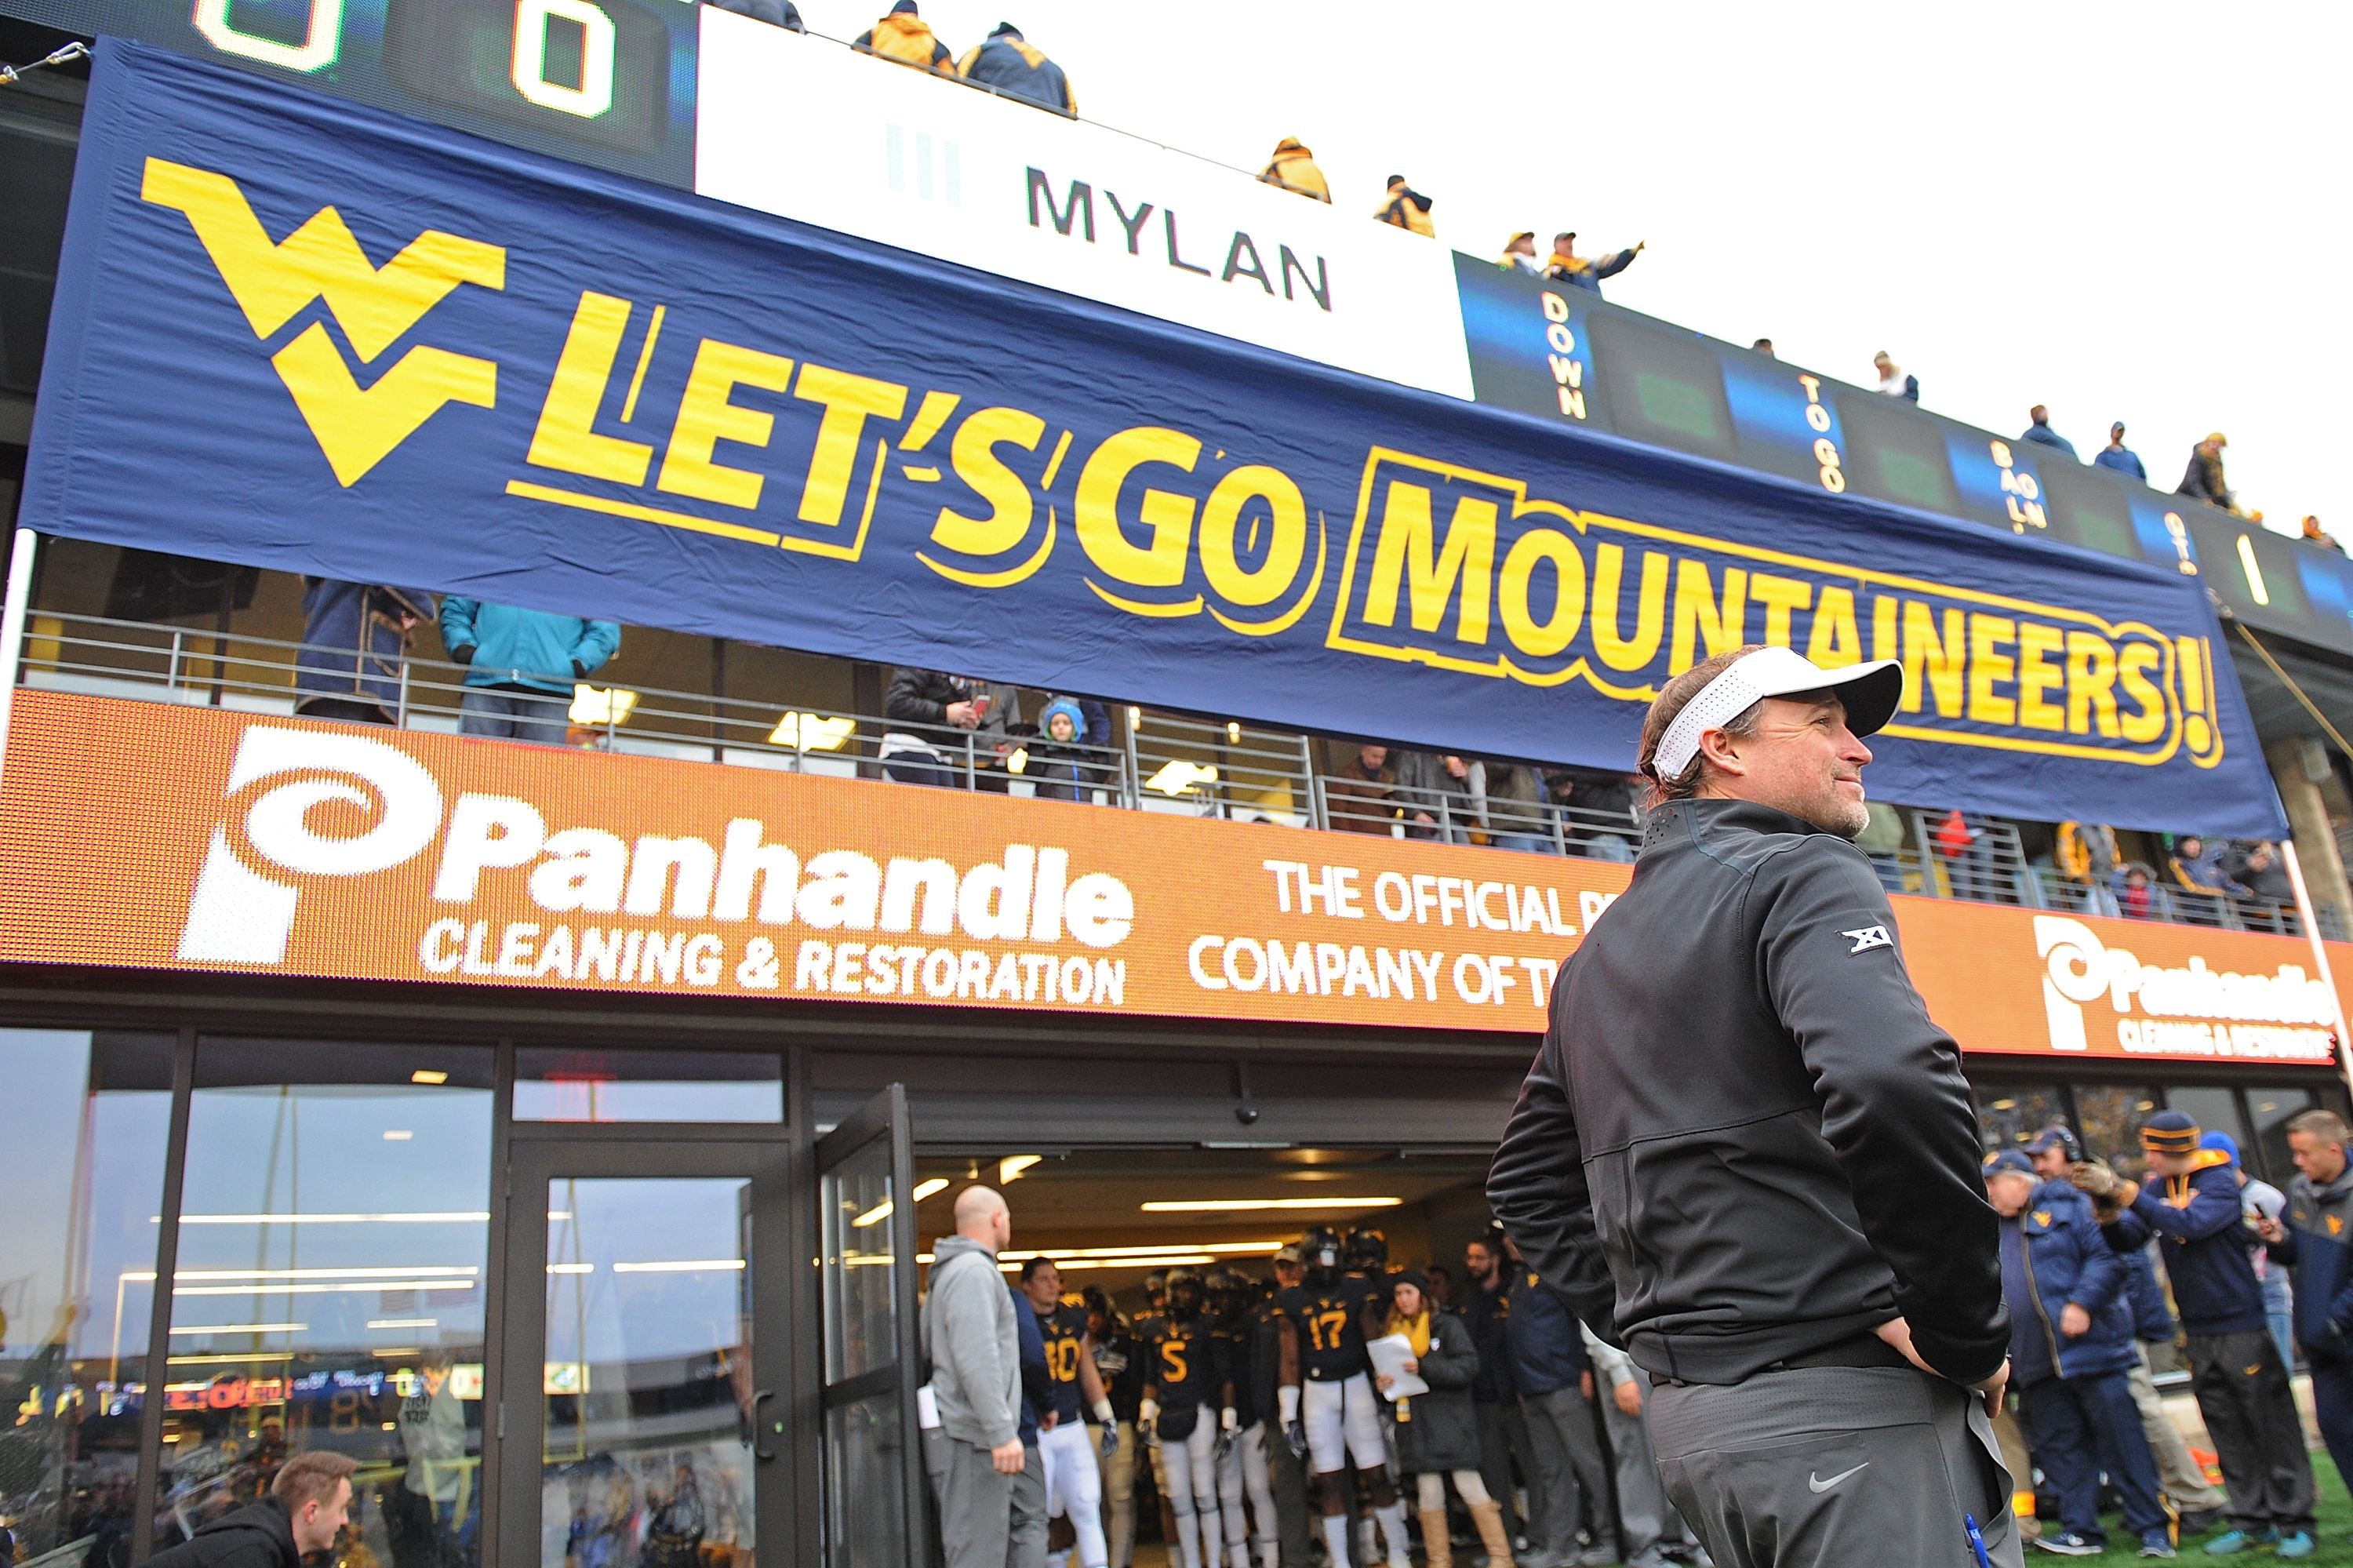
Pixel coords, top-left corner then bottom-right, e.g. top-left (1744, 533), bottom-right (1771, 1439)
top-left (0, 0), bottom-right (697, 185)
top-left (1455, 253), bottom-right (2353, 660)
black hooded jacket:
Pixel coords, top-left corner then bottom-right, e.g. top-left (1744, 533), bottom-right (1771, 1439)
top-left (1487, 798), bottom-right (2008, 1388)
top-left (143, 1498), bottom-right (301, 1568)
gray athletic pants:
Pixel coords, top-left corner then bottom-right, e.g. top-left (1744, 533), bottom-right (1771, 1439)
top-left (2128, 1347), bottom-right (2226, 1513)
top-left (926, 1428), bottom-right (1013, 1568)
top-left (1522, 1384), bottom-right (1613, 1559)
top-left (1266, 1419), bottom-right (1315, 1567)
top-left (1476, 1399), bottom-right (1536, 1533)
top-left (1009, 1439), bottom-right (1049, 1568)
top-left (1596, 1378), bottom-right (1702, 1566)
top-left (1646, 1364), bottom-right (2023, 1568)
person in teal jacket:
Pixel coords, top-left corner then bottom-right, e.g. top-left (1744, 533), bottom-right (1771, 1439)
top-left (438, 598), bottom-right (620, 744)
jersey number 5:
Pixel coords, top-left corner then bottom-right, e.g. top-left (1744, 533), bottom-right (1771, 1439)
top-left (1160, 1341), bottom-right (1188, 1384)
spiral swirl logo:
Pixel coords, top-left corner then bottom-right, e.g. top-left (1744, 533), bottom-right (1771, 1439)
top-left (178, 726), bottom-right (446, 963)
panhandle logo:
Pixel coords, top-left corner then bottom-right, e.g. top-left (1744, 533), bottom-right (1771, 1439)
top-left (180, 726), bottom-right (445, 962)
top-left (2031, 915), bottom-right (2338, 1061)
top-left (175, 723), bottom-right (1137, 1004)
top-left (142, 158), bottom-right (506, 486)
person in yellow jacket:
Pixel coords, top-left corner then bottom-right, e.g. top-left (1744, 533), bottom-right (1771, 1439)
top-left (1375, 176), bottom-right (1435, 237)
top-left (1498, 231), bottom-right (1540, 274)
top-left (855, 0), bottom-right (957, 77)
top-left (1259, 138), bottom-right (1330, 202)
top-left (2054, 820), bottom-right (2121, 915)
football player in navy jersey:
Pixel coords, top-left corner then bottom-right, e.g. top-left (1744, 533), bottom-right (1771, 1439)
top-left (1142, 1268), bottom-right (1236, 1568)
top-left (1278, 1228), bottom-right (1413, 1568)
top-left (1085, 1288), bottom-right (1144, 1568)
top-left (1209, 1271), bottom-right (1281, 1568)
top-left (1023, 1260), bottom-right (1118, 1568)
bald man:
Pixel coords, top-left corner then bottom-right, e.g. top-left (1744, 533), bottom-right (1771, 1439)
top-left (926, 1185), bottom-right (1025, 1568)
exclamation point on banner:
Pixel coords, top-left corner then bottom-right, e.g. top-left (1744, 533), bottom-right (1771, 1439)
top-left (2177, 636), bottom-right (2222, 766)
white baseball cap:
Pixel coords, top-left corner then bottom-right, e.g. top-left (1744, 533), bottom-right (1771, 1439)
top-left (1651, 647), bottom-right (1905, 779)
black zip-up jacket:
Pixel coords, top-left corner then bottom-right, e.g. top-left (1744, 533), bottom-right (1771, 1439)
top-left (1488, 798), bottom-right (2008, 1387)
top-left (142, 1498), bottom-right (300, 1568)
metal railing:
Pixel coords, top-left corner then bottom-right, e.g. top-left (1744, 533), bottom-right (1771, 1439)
top-left (13, 611), bottom-right (2339, 933)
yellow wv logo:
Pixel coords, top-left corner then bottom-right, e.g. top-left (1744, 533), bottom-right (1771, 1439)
top-left (140, 158), bottom-right (506, 486)
top-left (2329, 1214), bottom-right (2344, 1236)
top-left (2031, 1210), bottom-right (2052, 1228)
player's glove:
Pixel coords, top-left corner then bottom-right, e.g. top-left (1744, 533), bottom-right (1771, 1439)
top-left (1278, 1385), bottom-right (1306, 1460)
top-left (1137, 1399), bottom-right (1160, 1450)
top-left (1093, 1401), bottom-right (1119, 1458)
top-left (1214, 1406), bottom-right (1238, 1461)
top-left (2071, 1158), bottom-right (2122, 1199)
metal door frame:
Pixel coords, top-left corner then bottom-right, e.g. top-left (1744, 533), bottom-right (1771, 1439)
top-left (494, 1137), bottom-right (797, 1568)
top-left (814, 1083), bottom-right (927, 1568)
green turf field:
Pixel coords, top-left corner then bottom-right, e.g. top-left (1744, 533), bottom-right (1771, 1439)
top-left (2050, 1456), bottom-right (2353, 1562)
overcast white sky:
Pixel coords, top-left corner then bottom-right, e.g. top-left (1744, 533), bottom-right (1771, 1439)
top-left (787, 0), bottom-right (2349, 535)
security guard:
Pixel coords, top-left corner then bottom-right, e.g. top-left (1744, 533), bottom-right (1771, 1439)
top-left (1489, 644), bottom-right (2017, 1568)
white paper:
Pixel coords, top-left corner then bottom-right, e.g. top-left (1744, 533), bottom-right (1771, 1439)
top-left (917, 1384), bottom-right (941, 1429)
top-left (1366, 1333), bottom-right (1428, 1401)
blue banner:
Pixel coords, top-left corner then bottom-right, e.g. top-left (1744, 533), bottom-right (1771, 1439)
top-left (25, 42), bottom-right (2286, 838)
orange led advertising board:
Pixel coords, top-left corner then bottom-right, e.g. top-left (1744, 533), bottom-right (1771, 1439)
top-left (0, 689), bottom-right (2341, 1066)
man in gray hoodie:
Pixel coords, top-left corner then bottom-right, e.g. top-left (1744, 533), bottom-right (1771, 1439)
top-left (926, 1184), bottom-right (1026, 1568)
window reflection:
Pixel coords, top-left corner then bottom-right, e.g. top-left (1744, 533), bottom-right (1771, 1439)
top-left (155, 1039), bottom-right (493, 1568)
top-left (515, 1049), bottom-right (783, 1124)
top-left (540, 1177), bottom-right (756, 1568)
top-left (1973, 1082), bottom-right (2066, 1155)
top-left (0, 1030), bottom-right (172, 1566)
top-left (2075, 1085), bottom-right (2160, 1177)
top-left (2250, 1086), bottom-right (2320, 1189)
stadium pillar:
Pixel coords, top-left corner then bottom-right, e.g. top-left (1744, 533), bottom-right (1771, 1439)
top-left (2268, 734), bottom-right (2353, 933)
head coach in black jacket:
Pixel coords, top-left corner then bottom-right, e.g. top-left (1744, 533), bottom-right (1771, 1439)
top-left (1487, 643), bottom-right (2018, 1568)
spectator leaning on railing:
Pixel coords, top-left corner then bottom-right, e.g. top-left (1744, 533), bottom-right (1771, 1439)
top-left (1873, 350), bottom-right (1919, 402)
top-left (957, 22), bottom-right (1075, 116)
top-left (438, 597), bottom-right (619, 745)
top-left (2177, 432), bottom-right (2233, 511)
top-left (880, 668), bottom-right (1020, 789)
top-left (1497, 231), bottom-right (1540, 275)
top-left (2018, 405), bottom-right (2075, 458)
top-left (1324, 744), bottom-right (1398, 834)
top-left (2168, 835), bottom-right (2252, 902)
top-left (2301, 515), bottom-right (2344, 554)
top-left (2055, 819), bottom-right (2121, 915)
top-left (1394, 749), bottom-right (1472, 842)
top-left (1474, 759), bottom-right (1552, 854)
top-left (1026, 697), bottom-right (1100, 804)
top-left (2093, 421), bottom-right (2146, 482)
top-left (855, 0), bottom-right (958, 76)
top-left (1374, 176), bottom-right (1435, 237)
top-left (2227, 841), bottom-right (2295, 906)
top-left (1541, 231), bottom-right (1642, 297)
top-left (295, 579), bottom-right (432, 726)
top-left (1259, 139), bottom-right (1330, 202)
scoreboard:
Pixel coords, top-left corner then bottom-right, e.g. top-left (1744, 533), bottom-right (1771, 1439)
top-left (1, 0), bottom-right (698, 185)
top-left (1453, 256), bottom-right (2353, 662)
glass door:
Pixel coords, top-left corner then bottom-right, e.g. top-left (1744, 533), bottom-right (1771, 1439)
top-left (497, 1141), bottom-right (791, 1568)
top-left (816, 1085), bottom-right (925, 1568)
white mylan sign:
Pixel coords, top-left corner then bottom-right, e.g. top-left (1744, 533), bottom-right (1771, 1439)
top-left (693, 9), bottom-right (1475, 399)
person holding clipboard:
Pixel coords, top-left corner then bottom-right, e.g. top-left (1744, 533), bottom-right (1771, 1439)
top-left (1374, 1272), bottom-right (1518, 1568)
